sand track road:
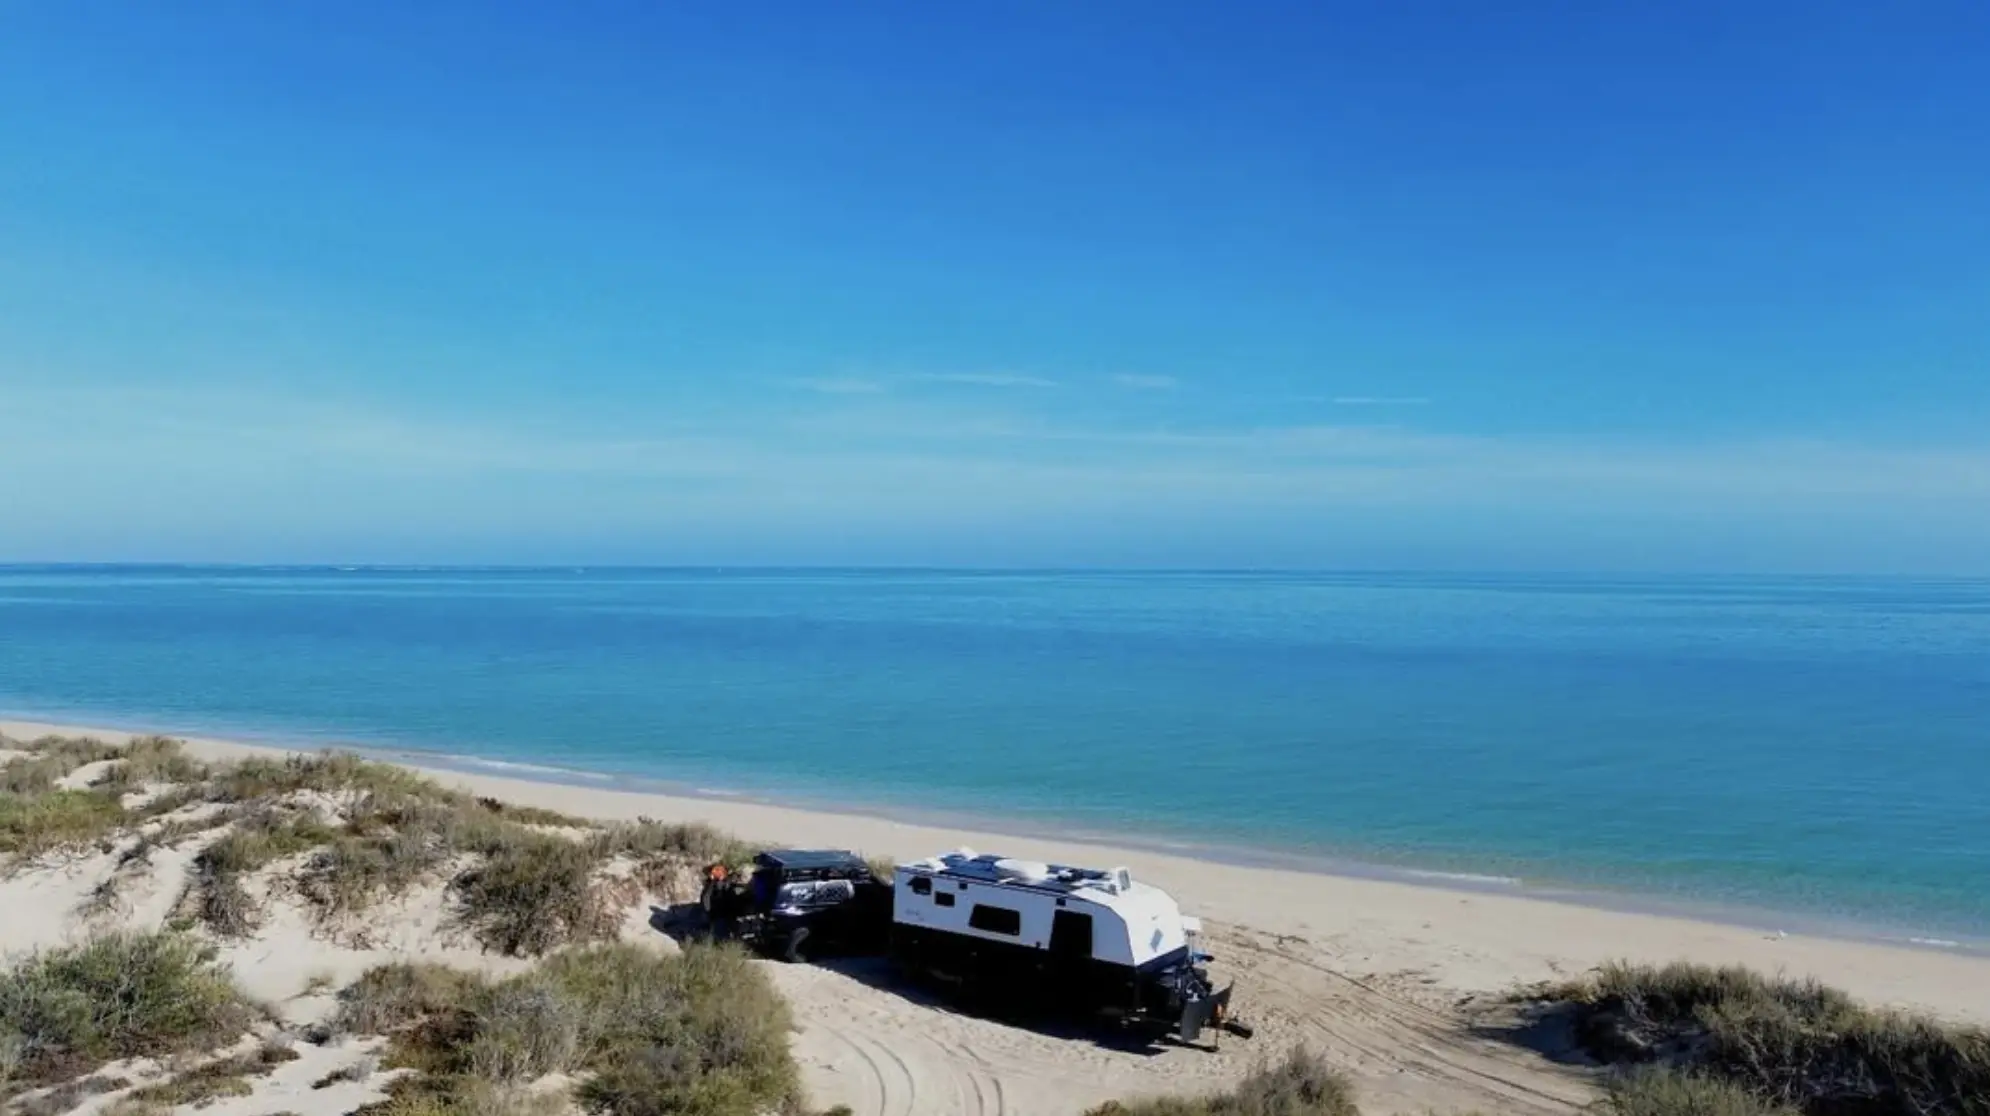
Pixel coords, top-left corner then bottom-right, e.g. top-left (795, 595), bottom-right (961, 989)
top-left (772, 924), bottom-right (1596, 1116)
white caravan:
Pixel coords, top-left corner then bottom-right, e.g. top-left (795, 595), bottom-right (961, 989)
top-left (890, 849), bottom-right (1245, 1042)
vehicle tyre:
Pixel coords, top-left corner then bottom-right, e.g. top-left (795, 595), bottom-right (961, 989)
top-left (783, 926), bottom-right (811, 963)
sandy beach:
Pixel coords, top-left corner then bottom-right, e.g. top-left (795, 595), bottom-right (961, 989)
top-left (5, 717), bottom-right (1988, 1116)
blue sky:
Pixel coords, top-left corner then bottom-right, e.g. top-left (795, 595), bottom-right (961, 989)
top-left (3, 3), bottom-right (1986, 570)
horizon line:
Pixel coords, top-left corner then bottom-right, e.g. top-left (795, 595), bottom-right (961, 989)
top-left (0, 561), bottom-right (1983, 583)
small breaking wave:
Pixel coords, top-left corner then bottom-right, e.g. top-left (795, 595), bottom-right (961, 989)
top-left (1399, 868), bottom-right (1524, 887)
top-left (438, 754), bottom-right (614, 782)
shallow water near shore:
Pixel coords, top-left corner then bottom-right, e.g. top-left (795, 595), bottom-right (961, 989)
top-left (3, 565), bottom-right (1988, 943)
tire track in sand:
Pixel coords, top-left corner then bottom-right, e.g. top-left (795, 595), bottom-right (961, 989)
top-left (766, 930), bottom-right (1593, 1116)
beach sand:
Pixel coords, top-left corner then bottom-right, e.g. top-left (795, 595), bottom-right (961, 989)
top-left (5, 718), bottom-right (1987, 1116)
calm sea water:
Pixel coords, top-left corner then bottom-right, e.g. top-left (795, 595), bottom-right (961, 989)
top-left (3, 566), bottom-right (1987, 941)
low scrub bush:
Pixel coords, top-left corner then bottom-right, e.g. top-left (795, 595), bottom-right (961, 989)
top-left (300, 828), bottom-right (453, 919)
top-left (1083, 1047), bottom-right (1358, 1116)
top-left (1, 737), bottom-right (132, 797)
top-left (452, 836), bottom-right (620, 956)
top-left (596, 819), bottom-right (754, 869)
top-left (0, 931), bottom-right (254, 1087)
top-left (96, 736), bottom-right (208, 790)
top-left (336, 963), bottom-right (486, 1038)
top-left (1604, 1067), bottom-right (1798, 1116)
top-left (1, 736), bottom-right (224, 861)
top-left (557, 943), bottom-right (799, 1116)
top-left (0, 789), bottom-right (128, 858)
top-left (189, 808), bottom-right (341, 934)
top-left (1542, 961), bottom-right (1990, 1116)
top-left (1, 757), bottom-right (70, 797)
top-left (340, 943), bottom-right (800, 1116)
top-left (208, 751), bottom-right (436, 803)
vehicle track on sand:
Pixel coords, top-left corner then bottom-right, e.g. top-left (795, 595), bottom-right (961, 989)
top-left (769, 926), bottom-right (1595, 1116)
top-left (1216, 926), bottom-right (1594, 1116)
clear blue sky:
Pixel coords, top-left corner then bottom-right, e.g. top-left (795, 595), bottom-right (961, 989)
top-left (3, 3), bottom-right (1986, 570)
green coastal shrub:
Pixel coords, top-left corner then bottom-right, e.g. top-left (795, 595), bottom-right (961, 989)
top-left (339, 943), bottom-right (800, 1116)
top-left (0, 736), bottom-right (219, 860)
top-left (452, 836), bottom-right (622, 956)
top-left (0, 931), bottom-right (254, 1088)
top-left (336, 963), bottom-right (487, 1039)
top-left (1542, 961), bottom-right (1990, 1116)
top-left (0, 790), bottom-right (127, 857)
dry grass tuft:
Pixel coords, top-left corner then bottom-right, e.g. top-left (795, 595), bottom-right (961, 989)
top-left (1, 738), bottom-right (124, 795)
top-left (452, 835), bottom-right (622, 956)
top-left (121, 1042), bottom-right (298, 1108)
top-left (3, 737), bottom-right (218, 862)
top-left (1540, 961), bottom-right (1990, 1116)
top-left (1084, 1047), bottom-right (1359, 1116)
top-left (1602, 1067), bottom-right (1799, 1116)
top-left (94, 736), bottom-right (209, 791)
top-left (188, 808), bottom-right (341, 935)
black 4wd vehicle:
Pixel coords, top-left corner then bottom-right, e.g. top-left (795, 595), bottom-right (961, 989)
top-left (699, 849), bottom-right (892, 961)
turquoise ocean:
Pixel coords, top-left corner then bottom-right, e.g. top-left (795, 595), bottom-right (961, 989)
top-left (2, 566), bottom-right (1986, 945)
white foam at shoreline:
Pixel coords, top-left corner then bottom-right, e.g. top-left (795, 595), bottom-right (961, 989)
top-left (431, 753), bottom-right (614, 782)
top-left (1400, 868), bottom-right (1524, 886)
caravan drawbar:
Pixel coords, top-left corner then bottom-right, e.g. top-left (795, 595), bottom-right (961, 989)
top-left (889, 849), bottom-right (1242, 1042)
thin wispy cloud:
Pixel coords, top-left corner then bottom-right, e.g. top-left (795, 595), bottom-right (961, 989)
top-left (1112, 373), bottom-right (1176, 391)
top-left (915, 372), bottom-right (1058, 389)
top-left (10, 382), bottom-right (1990, 570)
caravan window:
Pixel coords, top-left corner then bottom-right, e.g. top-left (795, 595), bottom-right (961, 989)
top-left (968, 904), bottom-right (1021, 936)
top-left (910, 876), bottom-right (932, 896)
top-left (934, 892), bottom-right (956, 907)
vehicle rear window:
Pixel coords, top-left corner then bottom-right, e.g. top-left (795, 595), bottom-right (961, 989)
top-left (934, 891), bottom-right (956, 907)
top-left (968, 904), bottom-right (1021, 935)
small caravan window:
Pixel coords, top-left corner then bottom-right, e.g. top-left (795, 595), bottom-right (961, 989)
top-left (934, 892), bottom-right (956, 907)
top-left (968, 904), bottom-right (1021, 936)
top-left (910, 876), bottom-right (932, 896)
